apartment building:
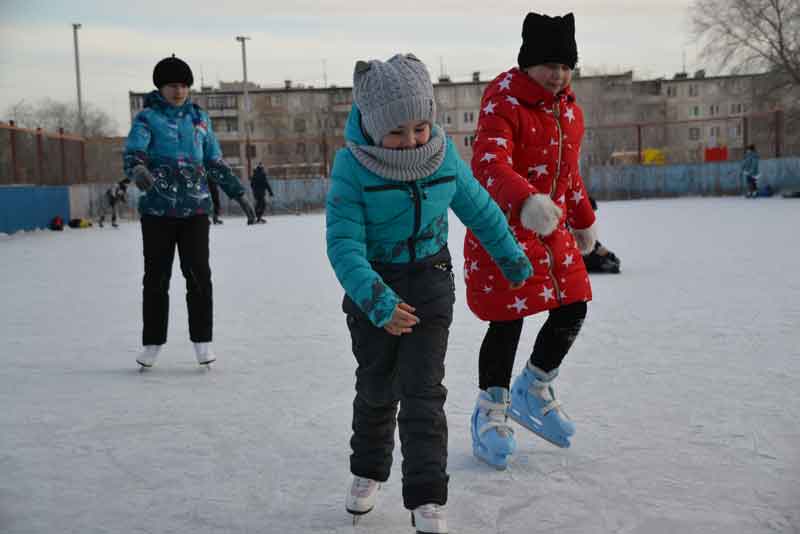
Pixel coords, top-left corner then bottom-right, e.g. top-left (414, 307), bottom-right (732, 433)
top-left (129, 69), bottom-right (794, 178)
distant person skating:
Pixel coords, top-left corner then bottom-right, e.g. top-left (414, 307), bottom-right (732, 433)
top-left (98, 178), bottom-right (130, 228)
top-left (742, 144), bottom-right (760, 198)
top-left (251, 162), bottom-right (274, 224)
top-left (123, 54), bottom-right (255, 369)
top-left (208, 173), bottom-right (224, 224)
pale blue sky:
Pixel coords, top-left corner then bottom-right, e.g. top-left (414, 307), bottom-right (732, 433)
top-left (0, 0), bottom-right (698, 135)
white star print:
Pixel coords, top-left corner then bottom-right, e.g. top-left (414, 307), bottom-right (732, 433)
top-left (498, 78), bottom-right (512, 91)
top-left (519, 242), bottom-right (528, 251)
top-left (540, 286), bottom-right (555, 302)
top-left (563, 254), bottom-right (575, 267)
top-left (550, 138), bottom-right (558, 146)
top-left (488, 137), bottom-right (508, 148)
top-left (507, 296), bottom-right (528, 313)
top-left (482, 285), bottom-right (493, 294)
top-left (571, 190), bottom-right (584, 204)
top-left (557, 194), bottom-right (565, 204)
top-left (483, 101), bottom-right (496, 114)
top-left (560, 290), bottom-right (567, 299)
top-left (469, 260), bottom-right (479, 272)
top-left (505, 95), bottom-right (520, 106)
top-left (486, 177), bottom-right (495, 187)
top-left (530, 164), bottom-right (548, 177)
top-left (480, 153), bottom-right (497, 163)
top-left (564, 107), bottom-right (575, 123)
top-left (507, 156), bottom-right (513, 165)
top-left (539, 257), bottom-right (551, 266)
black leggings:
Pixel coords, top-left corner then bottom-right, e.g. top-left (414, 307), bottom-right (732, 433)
top-left (478, 301), bottom-right (587, 390)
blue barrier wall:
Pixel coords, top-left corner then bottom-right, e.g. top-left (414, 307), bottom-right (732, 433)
top-left (0, 186), bottom-right (71, 234)
top-left (587, 157), bottom-right (800, 199)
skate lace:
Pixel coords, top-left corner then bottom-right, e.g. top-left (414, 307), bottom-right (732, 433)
top-left (477, 398), bottom-right (514, 436)
top-left (531, 384), bottom-right (567, 418)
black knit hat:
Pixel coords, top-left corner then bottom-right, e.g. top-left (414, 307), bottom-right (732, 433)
top-left (152, 54), bottom-right (194, 88)
top-left (517, 12), bottom-right (578, 70)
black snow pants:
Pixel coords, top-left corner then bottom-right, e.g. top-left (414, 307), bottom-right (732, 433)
top-left (141, 215), bottom-right (212, 346)
top-left (253, 190), bottom-right (267, 219)
top-left (344, 247), bottom-right (454, 510)
top-left (478, 301), bottom-right (587, 390)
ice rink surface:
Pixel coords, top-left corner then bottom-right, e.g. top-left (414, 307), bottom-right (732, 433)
top-left (1, 197), bottom-right (798, 533)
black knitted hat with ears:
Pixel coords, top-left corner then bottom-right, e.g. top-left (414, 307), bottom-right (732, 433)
top-left (153, 54), bottom-right (194, 88)
top-left (518, 12), bottom-right (578, 70)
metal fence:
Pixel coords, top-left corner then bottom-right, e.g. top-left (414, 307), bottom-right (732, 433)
top-left (0, 121), bottom-right (126, 186)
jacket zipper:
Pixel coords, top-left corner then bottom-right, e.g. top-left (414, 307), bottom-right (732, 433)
top-left (408, 182), bottom-right (422, 262)
top-left (545, 101), bottom-right (563, 305)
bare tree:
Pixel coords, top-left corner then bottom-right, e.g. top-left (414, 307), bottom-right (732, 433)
top-left (691, 0), bottom-right (800, 87)
top-left (4, 98), bottom-right (117, 137)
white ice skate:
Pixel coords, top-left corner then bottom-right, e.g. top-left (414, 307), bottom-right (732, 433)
top-left (346, 476), bottom-right (380, 523)
top-left (193, 342), bottom-right (216, 366)
top-left (136, 345), bottom-right (162, 369)
top-left (411, 503), bottom-right (447, 533)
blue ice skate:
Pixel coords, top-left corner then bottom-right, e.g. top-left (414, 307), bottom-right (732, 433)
top-left (471, 387), bottom-right (516, 469)
top-left (509, 364), bottom-right (575, 448)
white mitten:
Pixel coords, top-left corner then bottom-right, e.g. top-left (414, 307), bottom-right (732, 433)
top-left (520, 194), bottom-right (562, 236)
top-left (572, 225), bottom-right (598, 254)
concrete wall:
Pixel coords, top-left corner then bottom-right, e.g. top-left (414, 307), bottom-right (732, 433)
top-left (586, 157), bottom-right (800, 200)
top-left (0, 185), bottom-right (70, 234)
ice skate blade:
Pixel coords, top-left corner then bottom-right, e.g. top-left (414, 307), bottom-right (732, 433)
top-left (508, 411), bottom-right (571, 448)
top-left (198, 358), bottom-right (216, 368)
top-left (136, 361), bottom-right (153, 371)
top-left (347, 506), bottom-right (373, 526)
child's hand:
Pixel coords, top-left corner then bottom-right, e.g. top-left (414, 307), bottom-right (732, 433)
top-left (383, 302), bottom-right (420, 336)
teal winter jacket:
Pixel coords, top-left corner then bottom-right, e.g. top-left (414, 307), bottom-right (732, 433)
top-left (326, 105), bottom-right (532, 327)
top-left (123, 91), bottom-right (245, 217)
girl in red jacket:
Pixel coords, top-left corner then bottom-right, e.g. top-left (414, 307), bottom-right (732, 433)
top-left (466, 12), bottom-right (597, 469)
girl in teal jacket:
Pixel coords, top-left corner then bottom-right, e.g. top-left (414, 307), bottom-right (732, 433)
top-left (125, 55), bottom-right (254, 370)
top-left (327, 54), bottom-right (532, 534)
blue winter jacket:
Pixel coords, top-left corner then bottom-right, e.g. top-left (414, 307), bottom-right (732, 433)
top-left (326, 105), bottom-right (533, 327)
top-left (123, 91), bottom-right (245, 217)
top-left (741, 150), bottom-right (760, 177)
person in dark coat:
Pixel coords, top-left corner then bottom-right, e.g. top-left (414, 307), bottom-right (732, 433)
top-left (250, 162), bottom-right (274, 224)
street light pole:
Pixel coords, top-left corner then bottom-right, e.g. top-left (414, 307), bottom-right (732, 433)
top-left (72, 23), bottom-right (84, 136)
top-left (235, 35), bottom-right (252, 179)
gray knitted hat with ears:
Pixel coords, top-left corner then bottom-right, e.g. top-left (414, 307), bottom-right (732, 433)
top-left (352, 53), bottom-right (436, 144)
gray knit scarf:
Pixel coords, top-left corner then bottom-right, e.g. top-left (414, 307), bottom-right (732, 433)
top-left (346, 128), bottom-right (446, 182)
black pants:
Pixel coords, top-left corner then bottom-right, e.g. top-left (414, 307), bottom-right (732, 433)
top-left (208, 179), bottom-right (221, 217)
top-left (345, 248), bottom-right (454, 510)
top-left (141, 215), bottom-right (212, 346)
top-left (253, 191), bottom-right (267, 219)
top-left (478, 301), bottom-right (587, 390)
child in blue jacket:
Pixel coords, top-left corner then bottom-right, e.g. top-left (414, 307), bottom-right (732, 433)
top-left (326, 54), bottom-right (532, 534)
top-left (124, 55), bottom-right (255, 369)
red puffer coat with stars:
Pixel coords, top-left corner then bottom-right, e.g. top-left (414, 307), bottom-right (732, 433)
top-left (464, 68), bottom-right (595, 321)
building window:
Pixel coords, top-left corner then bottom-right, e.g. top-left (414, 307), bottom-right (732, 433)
top-left (666, 86), bottom-right (677, 97)
top-left (296, 143), bottom-right (306, 155)
top-left (689, 106), bottom-right (701, 118)
top-left (220, 141), bottom-right (239, 158)
top-left (463, 135), bottom-right (475, 147)
top-left (709, 126), bottom-right (721, 138)
top-left (689, 127), bottom-right (701, 141)
top-left (207, 95), bottom-right (238, 110)
top-left (131, 95), bottom-right (144, 111)
top-left (463, 111), bottom-right (475, 123)
top-left (294, 118), bottom-right (306, 133)
top-left (688, 84), bottom-right (699, 97)
top-left (247, 144), bottom-right (256, 158)
top-left (730, 103), bottom-right (743, 115)
top-left (729, 123), bottom-right (742, 138)
top-left (709, 104), bottom-right (720, 116)
top-left (267, 144), bottom-right (273, 155)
